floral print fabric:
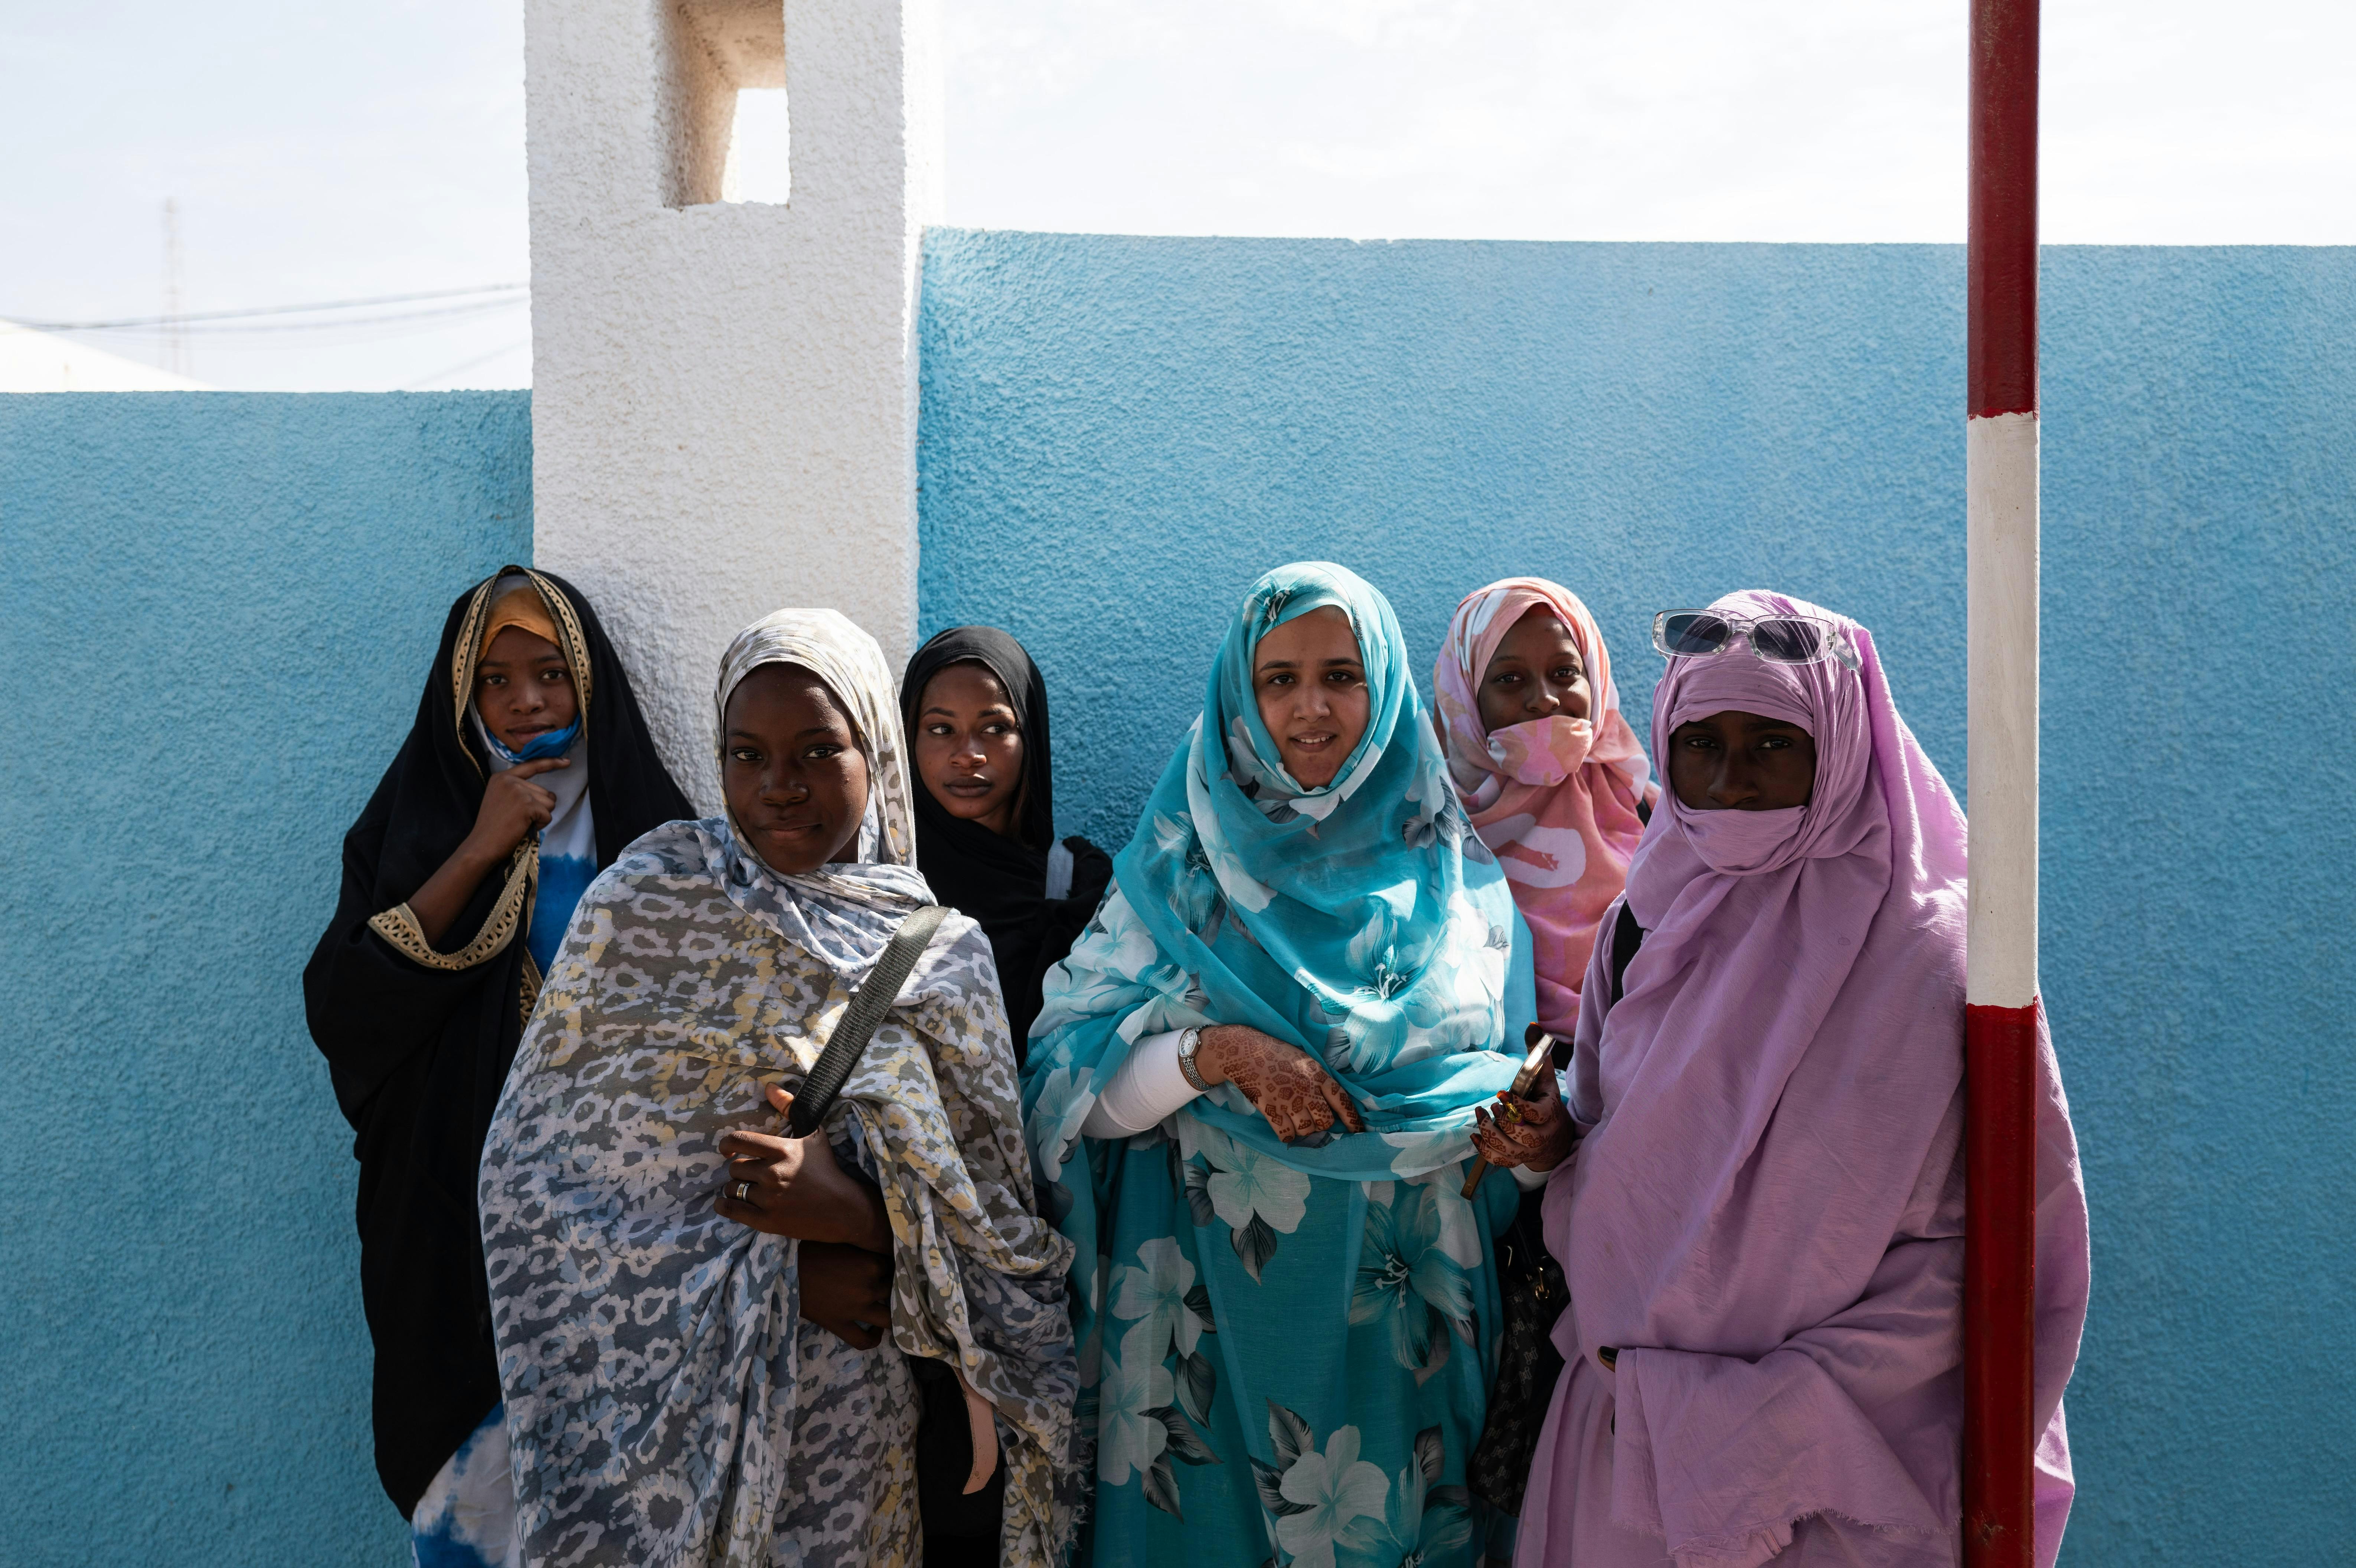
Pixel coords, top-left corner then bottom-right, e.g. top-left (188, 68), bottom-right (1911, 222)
top-left (1021, 562), bottom-right (1526, 1564)
top-left (1035, 1085), bottom-right (1516, 1565)
top-left (477, 815), bottom-right (1078, 1568)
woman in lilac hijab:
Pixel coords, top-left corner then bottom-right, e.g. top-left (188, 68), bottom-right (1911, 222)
top-left (1473, 589), bottom-right (2089, 1567)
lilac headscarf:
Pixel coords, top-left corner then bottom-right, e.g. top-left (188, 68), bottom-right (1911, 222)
top-left (1515, 590), bottom-right (2089, 1568)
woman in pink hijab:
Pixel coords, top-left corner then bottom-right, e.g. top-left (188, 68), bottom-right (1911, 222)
top-left (1433, 578), bottom-right (1655, 1040)
top-left (1474, 589), bottom-right (2089, 1567)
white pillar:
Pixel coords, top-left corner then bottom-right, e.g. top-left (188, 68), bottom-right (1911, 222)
top-left (526, 0), bottom-right (943, 808)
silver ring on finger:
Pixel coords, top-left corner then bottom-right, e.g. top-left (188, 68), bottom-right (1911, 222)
top-left (733, 1180), bottom-right (755, 1203)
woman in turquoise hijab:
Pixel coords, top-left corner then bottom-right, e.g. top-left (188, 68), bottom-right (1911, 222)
top-left (1022, 562), bottom-right (1537, 1567)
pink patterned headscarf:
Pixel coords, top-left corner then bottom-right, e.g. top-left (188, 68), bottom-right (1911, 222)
top-left (1433, 579), bottom-right (1651, 1033)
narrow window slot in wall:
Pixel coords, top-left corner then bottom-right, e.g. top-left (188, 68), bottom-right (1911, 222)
top-left (662, 0), bottom-right (787, 209)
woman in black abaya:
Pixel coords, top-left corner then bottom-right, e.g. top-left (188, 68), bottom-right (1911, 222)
top-left (303, 566), bottom-right (691, 1558)
top-left (901, 627), bottom-right (1113, 1056)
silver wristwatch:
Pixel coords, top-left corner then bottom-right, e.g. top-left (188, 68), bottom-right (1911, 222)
top-left (1176, 1026), bottom-right (1211, 1092)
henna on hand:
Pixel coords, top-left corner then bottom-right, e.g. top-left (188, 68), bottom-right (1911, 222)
top-left (1194, 1025), bottom-right (1367, 1144)
top-left (1470, 1066), bottom-right (1576, 1172)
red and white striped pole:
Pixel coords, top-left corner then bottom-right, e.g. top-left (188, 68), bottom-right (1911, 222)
top-left (1964, 1), bottom-right (2039, 1564)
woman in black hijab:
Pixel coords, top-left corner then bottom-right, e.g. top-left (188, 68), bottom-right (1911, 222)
top-left (303, 566), bottom-right (692, 1550)
top-left (901, 626), bottom-right (1113, 1055)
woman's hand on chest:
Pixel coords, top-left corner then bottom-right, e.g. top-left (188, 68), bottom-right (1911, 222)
top-left (714, 1082), bottom-right (892, 1251)
top-left (1194, 1024), bottom-right (1367, 1145)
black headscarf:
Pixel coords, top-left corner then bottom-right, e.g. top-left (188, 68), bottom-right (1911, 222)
top-left (901, 627), bottom-right (1111, 1054)
top-left (302, 566), bottom-right (692, 1517)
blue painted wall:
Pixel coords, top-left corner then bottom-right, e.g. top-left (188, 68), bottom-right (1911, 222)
top-left (4, 241), bottom-right (2349, 1564)
top-left (0, 392), bottom-right (532, 1565)
top-left (917, 235), bottom-right (2356, 1561)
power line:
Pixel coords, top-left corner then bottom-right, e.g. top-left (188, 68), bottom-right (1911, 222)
top-left (5, 282), bottom-right (527, 332)
top-left (404, 336), bottom-right (532, 390)
top-left (81, 297), bottom-right (529, 338)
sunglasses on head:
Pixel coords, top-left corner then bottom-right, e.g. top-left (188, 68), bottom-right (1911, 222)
top-left (1651, 609), bottom-right (1859, 671)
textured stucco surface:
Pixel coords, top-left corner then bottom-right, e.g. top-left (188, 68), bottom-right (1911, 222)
top-left (916, 235), bottom-right (2356, 1561)
top-left (0, 392), bottom-right (532, 1565)
top-left (527, 0), bottom-right (941, 810)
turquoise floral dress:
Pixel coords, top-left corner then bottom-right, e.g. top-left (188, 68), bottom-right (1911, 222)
top-left (1022, 563), bottom-right (1535, 1567)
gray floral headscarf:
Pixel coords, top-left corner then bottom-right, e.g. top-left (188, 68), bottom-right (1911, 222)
top-left (478, 608), bottom-right (1079, 1567)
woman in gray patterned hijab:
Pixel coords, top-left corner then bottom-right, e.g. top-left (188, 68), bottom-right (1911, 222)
top-left (478, 608), bottom-right (1078, 1568)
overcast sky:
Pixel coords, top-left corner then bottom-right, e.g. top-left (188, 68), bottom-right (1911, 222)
top-left (3, 0), bottom-right (2347, 391)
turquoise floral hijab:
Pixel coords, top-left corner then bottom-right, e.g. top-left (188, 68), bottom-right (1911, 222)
top-left (1022, 564), bottom-right (1530, 1560)
top-left (1028, 559), bottom-right (1523, 1194)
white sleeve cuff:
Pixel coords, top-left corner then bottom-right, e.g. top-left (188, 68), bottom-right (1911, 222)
top-left (1509, 1160), bottom-right (1553, 1190)
top-left (1079, 1029), bottom-right (1204, 1139)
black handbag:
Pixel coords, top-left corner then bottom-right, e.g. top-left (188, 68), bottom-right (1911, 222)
top-left (787, 905), bottom-right (1004, 1551)
top-left (1468, 1188), bottom-right (1568, 1515)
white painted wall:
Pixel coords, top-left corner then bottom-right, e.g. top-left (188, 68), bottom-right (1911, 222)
top-left (526, 0), bottom-right (942, 808)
